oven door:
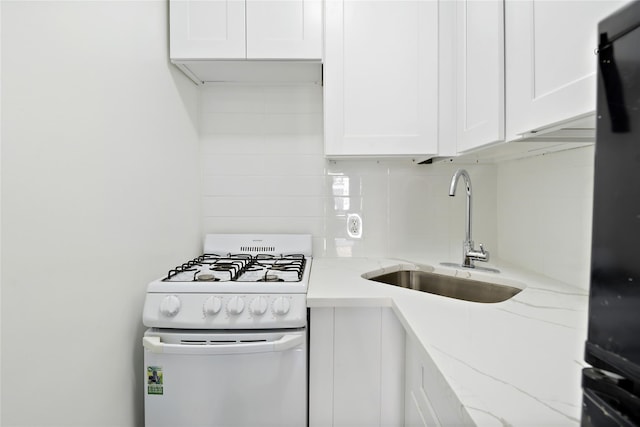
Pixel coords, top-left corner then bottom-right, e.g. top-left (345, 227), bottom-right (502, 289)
top-left (143, 328), bottom-right (307, 427)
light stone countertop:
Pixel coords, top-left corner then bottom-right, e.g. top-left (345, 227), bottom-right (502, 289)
top-left (307, 257), bottom-right (589, 427)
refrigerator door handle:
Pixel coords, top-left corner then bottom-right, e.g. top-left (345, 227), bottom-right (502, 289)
top-left (583, 368), bottom-right (640, 425)
top-left (585, 342), bottom-right (640, 383)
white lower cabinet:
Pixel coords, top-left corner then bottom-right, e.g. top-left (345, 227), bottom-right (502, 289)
top-left (309, 307), bottom-right (405, 427)
top-left (309, 307), bottom-right (474, 427)
top-left (404, 336), bottom-right (475, 427)
top-left (405, 337), bottom-right (440, 427)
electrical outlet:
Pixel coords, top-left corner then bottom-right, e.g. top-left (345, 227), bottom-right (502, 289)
top-left (347, 213), bottom-right (363, 238)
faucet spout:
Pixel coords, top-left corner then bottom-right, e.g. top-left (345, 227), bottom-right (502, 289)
top-left (447, 169), bottom-right (493, 270)
top-left (449, 169), bottom-right (472, 244)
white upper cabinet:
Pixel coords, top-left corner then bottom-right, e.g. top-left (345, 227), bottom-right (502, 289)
top-left (170, 0), bottom-right (322, 60)
top-left (246, 0), bottom-right (322, 59)
top-left (324, 0), bottom-right (439, 157)
top-left (455, 0), bottom-right (504, 153)
top-left (505, 0), bottom-right (624, 140)
top-left (170, 0), bottom-right (246, 59)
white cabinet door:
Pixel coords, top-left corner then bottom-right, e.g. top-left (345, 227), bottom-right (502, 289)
top-left (456, 0), bottom-right (504, 153)
top-left (405, 337), bottom-right (441, 427)
top-left (505, 0), bottom-right (624, 140)
top-left (247, 0), bottom-right (322, 59)
top-left (324, 0), bottom-right (439, 156)
top-left (309, 307), bottom-right (405, 427)
top-left (170, 0), bottom-right (246, 60)
top-left (332, 308), bottom-right (387, 426)
top-left (404, 336), bottom-right (475, 427)
top-left (170, 0), bottom-right (322, 60)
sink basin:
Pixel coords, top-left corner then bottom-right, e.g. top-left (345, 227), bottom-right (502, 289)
top-left (365, 269), bottom-right (522, 303)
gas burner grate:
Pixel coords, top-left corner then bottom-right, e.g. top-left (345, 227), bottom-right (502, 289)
top-left (163, 253), bottom-right (307, 283)
top-left (165, 254), bottom-right (252, 282)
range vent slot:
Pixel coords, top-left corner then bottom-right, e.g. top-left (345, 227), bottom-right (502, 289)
top-left (240, 246), bottom-right (276, 253)
top-left (181, 340), bottom-right (207, 345)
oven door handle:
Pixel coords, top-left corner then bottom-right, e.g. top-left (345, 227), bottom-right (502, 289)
top-left (143, 334), bottom-right (304, 355)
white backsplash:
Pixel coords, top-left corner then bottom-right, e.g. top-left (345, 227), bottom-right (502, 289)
top-left (497, 146), bottom-right (595, 290)
top-left (200, 83), bottom-right (594, 289)
top-left (200, 83), bottom-right (326, 241)
top-left (200, 84), bottom-right (497, 263)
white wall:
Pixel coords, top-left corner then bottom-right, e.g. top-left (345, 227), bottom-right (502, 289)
top-left (1, 2), bottom-right (201, 426)
top-left (0, 1), bottom-right (3, 422)
top-left (200, 84), bottom-right (325, 241)
top-left (200, 84), bottom-right (497, 263)
top-left (497, 146), bottom-right (595, 289)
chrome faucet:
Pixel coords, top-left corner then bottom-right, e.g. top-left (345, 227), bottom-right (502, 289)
top-left (448, 169), bottom-right (491, 269)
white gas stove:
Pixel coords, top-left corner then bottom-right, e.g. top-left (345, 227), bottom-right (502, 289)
top-left (143, 234), bottom-right (312, 427)
top-left (142, 234), bottom-right (312, 329)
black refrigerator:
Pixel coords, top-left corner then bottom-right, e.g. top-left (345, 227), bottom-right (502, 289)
top-left (582, 1), bottom-right (640, 426)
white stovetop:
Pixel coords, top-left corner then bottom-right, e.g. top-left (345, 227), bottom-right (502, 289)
top-left (307, 257), bottom-right (589, 427)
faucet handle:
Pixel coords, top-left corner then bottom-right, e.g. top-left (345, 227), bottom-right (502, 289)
top-left (468, 243), bottom-right (489, 262)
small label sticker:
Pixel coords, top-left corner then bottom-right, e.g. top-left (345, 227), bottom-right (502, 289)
top-left (147, 366), bottom-right (163, 395)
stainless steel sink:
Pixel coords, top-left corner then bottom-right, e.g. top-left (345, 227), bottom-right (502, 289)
top-left (365, 269), bottom-right (522, 303)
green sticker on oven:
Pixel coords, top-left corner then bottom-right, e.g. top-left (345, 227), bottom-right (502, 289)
top-left (147, 366), bottom-right (163, 395)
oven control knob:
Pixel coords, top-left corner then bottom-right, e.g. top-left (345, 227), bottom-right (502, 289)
top-left (272, 297), bottom-right (291, 316)
top-left (249, 296), bottom-right (268, 316)
top-left (203, 296), bottom-right (223, 316)
top-left (160, 295), bottom-right (181, 317)
top-left (227, 296), bottom-right (245, 315)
